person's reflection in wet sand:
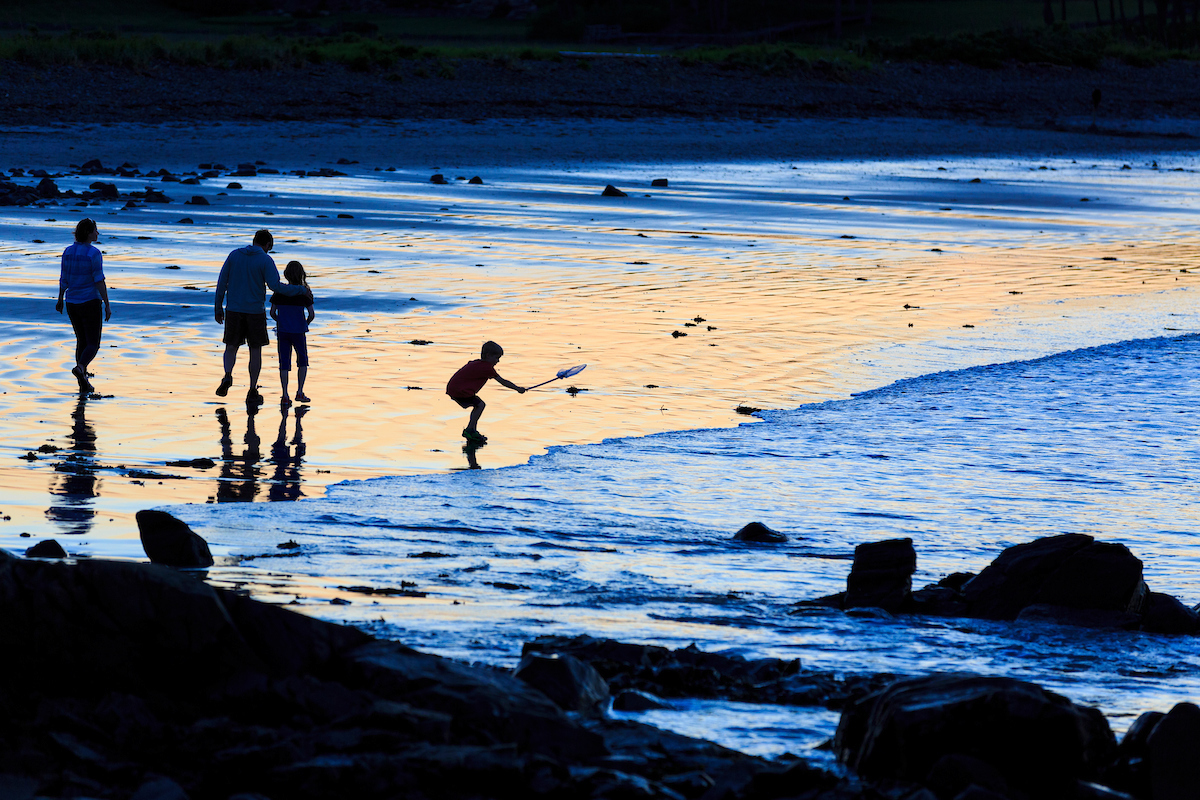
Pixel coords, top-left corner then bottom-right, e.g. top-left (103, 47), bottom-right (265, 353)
top-left (460, 442), bottom-right (483, 470)
top-left (268, 405), bottom-right (307, 501)
top-left (213, 405), bottom-right (262, 503)
top-left (46, 396), bottom-right (100, 535)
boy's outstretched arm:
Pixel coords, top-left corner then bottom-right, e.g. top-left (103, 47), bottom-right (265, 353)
top-left (494, 374), bottom-right (526, 394)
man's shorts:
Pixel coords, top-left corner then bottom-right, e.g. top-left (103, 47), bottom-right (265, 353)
top-left (277, 331), bottom-right (309, 371)
top-left (223, 311), bottom-right (269, 348)
top-left (451, 395), bottom-right (482, 409)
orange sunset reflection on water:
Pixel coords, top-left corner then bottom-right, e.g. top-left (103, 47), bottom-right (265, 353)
top-left (1, 157), bottom-right (1199, 555)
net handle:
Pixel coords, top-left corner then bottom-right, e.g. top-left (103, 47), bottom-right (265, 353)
top-left (527, 364), bottom-right (587, 390)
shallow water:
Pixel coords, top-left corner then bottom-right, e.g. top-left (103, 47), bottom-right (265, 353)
top-left (172, 332), bottom-right (1200, 759)
top-left (4, 130), bottom-right (1200, 759)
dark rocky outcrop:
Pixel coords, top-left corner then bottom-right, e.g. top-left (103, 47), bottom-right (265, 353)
top-left (521, 634), bottom-right (896, 712)
top-left (802, 534), bottom-right (1193, 636)
top-left (514, 652), bottom-right (610, 714)
top-left (430, 173), bottom-right (447, 184)
top-left (602, 184), bottom-right (627, 197)
top-left (136, 509), bottom-right (214, 568)
top-left (835, 673), bottom-right (1117, 799)
top-left (732, 521), bottom-right (787, 543)
top-left (24, 539), bottom-right (68, 558)
top-left (844, 538), bottom-right (916, 612)
top-left (0, 548), bottom-right (781, 800)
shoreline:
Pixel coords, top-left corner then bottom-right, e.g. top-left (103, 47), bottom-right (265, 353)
top-left (2, 115), bottom-right (1199, 567)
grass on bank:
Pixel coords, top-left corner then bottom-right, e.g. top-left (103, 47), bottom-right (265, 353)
top-left (1, 26), bottom-right (1199, 74)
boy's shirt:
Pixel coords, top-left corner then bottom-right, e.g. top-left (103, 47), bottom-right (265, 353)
top-left (270, 291), bottom-right (313, 333)
top-left (446, 359), bottom-right (498, 397)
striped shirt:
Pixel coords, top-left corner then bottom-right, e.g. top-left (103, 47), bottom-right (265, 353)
top-left (59, 242), bottom-right (104, 304)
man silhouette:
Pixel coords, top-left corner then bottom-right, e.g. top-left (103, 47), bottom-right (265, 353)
top-left (214, 229), bottom-right (309, 405)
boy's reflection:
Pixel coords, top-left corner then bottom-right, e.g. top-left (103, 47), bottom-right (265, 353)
top-left (269, 405), bottom-right (307, 501)
top-left (46, 396), bottom-right (99, 534)
top-left (213, 406), bottom-right (261, 503)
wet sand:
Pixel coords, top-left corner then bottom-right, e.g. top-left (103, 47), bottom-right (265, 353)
top-left (2, 117), bottom-right (1199, 558)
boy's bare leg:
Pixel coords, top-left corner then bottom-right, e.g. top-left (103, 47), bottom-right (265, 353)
top-left (280, 368), bottom-right (291, 405)
top-left (466, 399), bottom-right (486, 433)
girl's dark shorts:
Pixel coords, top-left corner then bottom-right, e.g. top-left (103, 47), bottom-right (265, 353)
top-left (451, 395), bottom-right (482, 409)
top-left (223, 311), bottom-right (269, 347)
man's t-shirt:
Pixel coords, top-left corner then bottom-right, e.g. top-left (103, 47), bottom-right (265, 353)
top-left (216, 244), bottom-right (305, 314)
top-left (446, 359), bottom-right (498, 397)
top-left (270, 291), bottom-right (313, 333)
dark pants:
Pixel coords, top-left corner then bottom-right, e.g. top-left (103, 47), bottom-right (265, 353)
top-left (66, 298), bottom-right (103, 367)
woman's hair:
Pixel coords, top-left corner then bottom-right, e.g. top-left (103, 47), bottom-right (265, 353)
top-left (74, 218), bottom-right (97, 243)
top-left (283, 260), bottom-right (307, 286)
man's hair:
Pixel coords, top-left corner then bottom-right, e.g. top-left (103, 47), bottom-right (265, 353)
top-left (74, 218), bottom-right (97, 243)
top-left (481, 341), bottom-right (503, 359)
top-left (253, 229), bottom-right (273, 250)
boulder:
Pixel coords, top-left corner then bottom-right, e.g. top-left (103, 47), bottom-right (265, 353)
top-left (89, 181), bottom-right (119, 198)
top-left (844, 538), bottom-right (916, 612)
top-left (430, 174), bottom-right (447, 184)
top-left (1029, 541), bottom-right (1145, 613)
top-left (1147, 702), bottom-right (1200, 800)
top-left (337, 640), bottom-right (607, 761)
top-left (25, 539), bottom-right (67, 559)
top-left (136, 509), bottom-right (214, 568)
top-left (143, 190), bottom-right (171, 204)
top-left (651, 178), bottom-right (669, 187)
top-left (186, 196), bottom-right (209, 205)
top-left (36, 178), bottom-right (60, 198)
top-left (468, 176), bottom-right (483, 184)
top-left (1141, 592), bottom-right (1199, 634)
top-left (602, 184), bottom-right (627, 197)
top-left (732, 522), bottom-right (786, 543)
top-left (514, 652), bottom-right (610, 714)
top-left (962, 534), bottom-right (1093, 620)
top-left (835, 674), bottom-right (1116, 797)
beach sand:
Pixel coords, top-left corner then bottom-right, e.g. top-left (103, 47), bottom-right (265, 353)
top-left (2, 117), bottom-right (1199, 559)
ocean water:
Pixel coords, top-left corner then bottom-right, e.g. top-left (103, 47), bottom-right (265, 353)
top-left (175, 331), bottom-right (1200, 760)
top-left (5, 132), bottom-right (1200, 760)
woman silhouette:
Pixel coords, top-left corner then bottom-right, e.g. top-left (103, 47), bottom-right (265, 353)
top-left (55, 218), bottom-right (111, 393)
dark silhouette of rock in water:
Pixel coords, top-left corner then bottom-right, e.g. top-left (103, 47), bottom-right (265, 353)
top-left (733, 521), bottom-right (787, 543)
top-left (430, 173), bottom-right (447, 184)
top-left (1141, 591), bottom-right (1200, 634)
top-left (964, 534), bottom-right (1144, 621)
top-left (24, 539), bottom-right (67, 558)
top-left (835, 674), bottom-right (1116, 797)
top-left (515, 651), bottom-right (610, 713)
top-left (602, 184), bottom-right (627, 197)
top-left (468, 175), bottom-right (484, 184)
top-left (651, 178), bottom-right (669, 187)
top-left (136, 509), bottom-right (214, 568)
top-left (844, 538), bottom-right (916, 612)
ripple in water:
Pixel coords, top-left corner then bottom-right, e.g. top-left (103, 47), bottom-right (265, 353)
top-left (178, 333), bottom-right (1200, 755)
